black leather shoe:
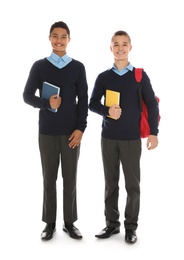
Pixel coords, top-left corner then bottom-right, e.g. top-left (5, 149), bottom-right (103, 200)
top-left (63, 223), bottom-right (82, 239)
top-left (95, 226), bottom-right (120, 238)
top-left (41, 223), bottom-right (56, 241)
top-left (125, 229), bottom-right (137, 244)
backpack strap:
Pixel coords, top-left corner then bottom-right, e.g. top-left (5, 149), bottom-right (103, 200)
top-left (134, 68), bottom-right (143, 82)
top-left (134, 68), bottom-right (143, 111)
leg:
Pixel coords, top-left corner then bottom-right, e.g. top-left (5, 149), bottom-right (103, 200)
top-left (101, 137), bottom-right (121, 227)
top-left (60, 135), bottom-right (80, 224)
top-left (39, 134), bottom-right (60, 224)
top-left (119, 139), bottom-right (141, 230)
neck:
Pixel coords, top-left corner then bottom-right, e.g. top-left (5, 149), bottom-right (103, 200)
top-left (114, 59), bottom-right (129, 71)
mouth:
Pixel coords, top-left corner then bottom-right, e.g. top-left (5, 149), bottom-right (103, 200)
top-left (55, 44), bottom-right (63, 47)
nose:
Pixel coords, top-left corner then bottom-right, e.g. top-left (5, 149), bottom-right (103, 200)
top-left (56, 37), bottom-right (62, 43)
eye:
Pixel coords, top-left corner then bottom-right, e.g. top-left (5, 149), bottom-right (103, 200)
top-left (52, 35), bottom-right (58, 39)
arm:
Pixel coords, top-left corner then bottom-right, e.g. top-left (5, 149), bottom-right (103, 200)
top-left (23, 61), bottom-right (51, 110)
top-left (89, 75), bottom-right (110, 116)
top-left (68, 64), bottom-right (88, 148)
top-left (89, 75), bottom-right (121, 119)
top-left (141, 71), bottom-right (159, 149)
top-left (75, 64), bottom-right (88, 133)
top-left (141, 71), bottom-right (159, 136)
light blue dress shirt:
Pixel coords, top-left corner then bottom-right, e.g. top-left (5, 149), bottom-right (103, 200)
top-left (111, 62), bottom-right (133, 76)
top-left (47, 52), bottom-right (72, 69)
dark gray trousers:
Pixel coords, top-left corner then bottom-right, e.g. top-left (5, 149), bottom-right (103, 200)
top-left (101, 137), bottom-right (141, 230)
top-left (39, 134), bottom-right (80, 224)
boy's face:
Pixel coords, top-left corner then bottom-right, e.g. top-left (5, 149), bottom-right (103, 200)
top-left (110, 35), bottom-right (132, 61)
top-left (49, 27), bottom-right (70, 56)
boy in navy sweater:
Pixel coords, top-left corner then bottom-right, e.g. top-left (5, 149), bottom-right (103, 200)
top-left (89, 30), bottom-right (159, 244)
top-left (23, 21), bottom-right (88, 241)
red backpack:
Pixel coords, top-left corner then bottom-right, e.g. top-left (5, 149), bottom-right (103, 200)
top-left (134, 68), bottom-right (160, 138)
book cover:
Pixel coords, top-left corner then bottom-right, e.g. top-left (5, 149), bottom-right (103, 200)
top-left (105, 89), bottom-right (120, 119)
top-left (42, 81), bottom-right (60, 113)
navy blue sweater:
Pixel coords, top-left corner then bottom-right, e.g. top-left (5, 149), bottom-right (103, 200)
top-left (89, 68), bottom-right (159, 140)
top-left (23, 58), bottom-right (88, 135)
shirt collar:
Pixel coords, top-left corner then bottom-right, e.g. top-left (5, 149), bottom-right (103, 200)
top-left (47, 52), bottom-right (72, 69)
top-left (48, 52), bottom-right (70, 63)
top-left (112, 62), bottom-right (133, 72)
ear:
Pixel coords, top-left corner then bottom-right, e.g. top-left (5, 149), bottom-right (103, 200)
top-left (110, 45), bottom-right (113, 52)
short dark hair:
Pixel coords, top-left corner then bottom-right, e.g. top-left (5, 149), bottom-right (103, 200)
top-left (49, 21), bottom-right (70, 37)
top-left (111, 30), bottom-right (131, 43)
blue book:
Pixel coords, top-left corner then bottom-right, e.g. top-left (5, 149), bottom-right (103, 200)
top-left (42, 81), bottom-right (60, 112)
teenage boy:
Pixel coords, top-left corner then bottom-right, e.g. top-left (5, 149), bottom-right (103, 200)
top-left (89, 30), bottom-right (159, 244)
top-left (23, 21), bottom-right (88, 241)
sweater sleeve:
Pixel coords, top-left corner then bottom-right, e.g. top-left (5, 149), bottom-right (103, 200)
top-left (23, 61), bottom-right (51, 110)
top-left (76, 64), bottom-right (88, 133)
top-left (141, 71), bottom-right (160, 136)
top-left (88, 74), bottom-right (109, 116)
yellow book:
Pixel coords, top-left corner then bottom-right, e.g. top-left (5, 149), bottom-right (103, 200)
top-left (105, 89), bottom-right (120, 119)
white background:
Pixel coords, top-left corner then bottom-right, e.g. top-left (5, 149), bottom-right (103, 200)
top-left (1, 0), bottom-right (184, 259)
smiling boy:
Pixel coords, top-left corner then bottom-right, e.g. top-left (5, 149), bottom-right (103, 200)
top-left (89, 30), bottom-right (159, 244)
top-left (23, 21), bottom-right (88, 241)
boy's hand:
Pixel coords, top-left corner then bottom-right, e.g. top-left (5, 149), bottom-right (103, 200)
top-left (147, 135), bottom-right (158, 150)
top-left (68, 130), bottom-right (83, 149)
top-left (109, 105), bottom-right (122, 119)
top-left (49, 94), bottom-right (61, 110)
